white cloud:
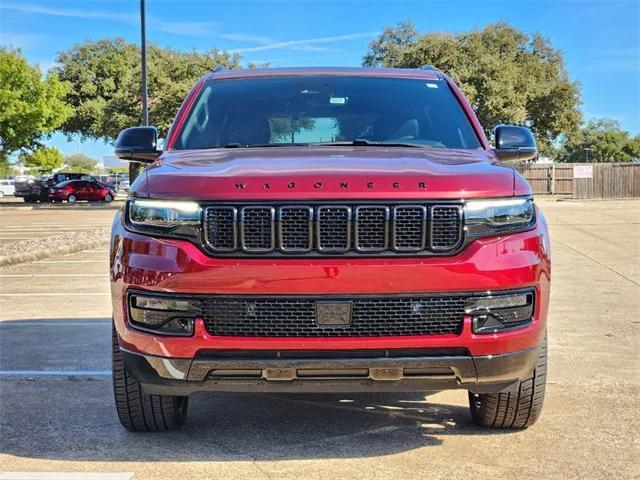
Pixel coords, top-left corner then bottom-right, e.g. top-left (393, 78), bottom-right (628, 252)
top-left (0, 2), bottom-right (217, 38)
top-left (221, 33), bottom-right (336, 53)
top-left (1, 3), bottom-right (378, 56)
top-left (228, 32), bottom-right (378, 53)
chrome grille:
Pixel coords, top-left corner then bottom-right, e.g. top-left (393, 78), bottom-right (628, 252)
top-left (202, 295), bottom-right (466, 337)
top-left (204, 202), bottom-right (463, 256)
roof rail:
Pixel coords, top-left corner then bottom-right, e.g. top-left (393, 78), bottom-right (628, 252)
top-left (420, 65), bottom-right (438, 71)
top-left (212, 66), bottom-right (226, 73)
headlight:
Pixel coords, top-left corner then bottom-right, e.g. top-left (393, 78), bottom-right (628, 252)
top-left (464, 197), bottom-right (535, 238)
top-left (125, 199), bottom-right (202, 240)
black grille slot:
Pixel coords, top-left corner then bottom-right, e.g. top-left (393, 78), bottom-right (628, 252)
top-left (431, 206), bottom-right (462, 250)
top-left (317, 206), bottom-right (351, 252)
top-left (240, 207), bottom-right (274, 251)
top-left (355, 206), bottom-right (388, 251)
top-left (202, 295), bottom-right (465, 337)
top-left (279, 206), bottom-right (312, 252)
top-left (393, 206), bottom-right (426, 251)
top-left (205, 207), bottom-right (237, 251)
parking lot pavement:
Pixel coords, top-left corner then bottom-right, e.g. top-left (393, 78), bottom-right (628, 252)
top-left (0, 198), bottom-right (638, 480)
top-left (0, 202), bottom-right (120, 244)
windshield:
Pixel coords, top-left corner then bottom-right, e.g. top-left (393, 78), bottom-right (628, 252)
top-left (175, 75), bottom-right (481, 150)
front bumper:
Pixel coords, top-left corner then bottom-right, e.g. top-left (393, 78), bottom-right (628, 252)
top-left (111, 206), bottom-right (550, 358)
top-left (121, 345), bottom-right (541, 395)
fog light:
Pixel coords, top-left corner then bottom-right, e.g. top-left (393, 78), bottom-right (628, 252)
top-left (467, 291), bottom-right (534, 334)
top-left (128, 293), bottom-right (200, 336)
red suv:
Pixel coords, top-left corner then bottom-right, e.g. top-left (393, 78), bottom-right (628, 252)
top-left (111, 67), bottom-right (550, 432)
top-left (49, 179), bottom-right (115, 203)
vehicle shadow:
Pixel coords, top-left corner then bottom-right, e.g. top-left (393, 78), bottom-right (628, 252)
top-left (1, 381), bottom-right (520, 463)
top-left (0, 317), bottom-right (519, 463)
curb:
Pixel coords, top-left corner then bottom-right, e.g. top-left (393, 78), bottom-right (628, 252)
top-left (0, 201), bottom-right (125, 211)
top-left (0, 234), bottom-right (110, 268)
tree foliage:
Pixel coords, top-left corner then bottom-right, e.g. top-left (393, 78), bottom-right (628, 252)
top-left (270, 117), bottom-right (317, 143)
top-left (19, 146), bottom-right (64, 173)
top-left (559, 118), bottom-right (640, 162)
top-left (363, 21), bottom-right (582, 155)
top-left (0, 48), bottom-right (71, 162)
top-left (63, 153), bottom-right (98, 173)
top-left (54, 38), bottom-right (247, 141)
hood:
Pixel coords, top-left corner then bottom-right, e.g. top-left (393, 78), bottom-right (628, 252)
top-left (134, 146), bottom-right (520, 200)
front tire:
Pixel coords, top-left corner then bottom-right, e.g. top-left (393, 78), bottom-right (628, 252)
top-left (112, 324), bottom-right (189, 432)
top-left (469, 338), bottom-right (547, 429)
top-left (67, 194), bottom-right (77, 203)
top-left (104, 193), bottom-right (113, 202)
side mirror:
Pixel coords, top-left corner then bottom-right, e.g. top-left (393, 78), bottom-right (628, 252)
top-left (493, 125), bottom-right (537, 162)
top-left (115, 127), bottom-right (161, 163)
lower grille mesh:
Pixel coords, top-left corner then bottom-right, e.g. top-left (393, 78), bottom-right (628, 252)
top-left (202, 295), bottom-right (466, 337)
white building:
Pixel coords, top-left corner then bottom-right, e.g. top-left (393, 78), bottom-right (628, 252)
top-left (103, 155), bottom-right (128, 168)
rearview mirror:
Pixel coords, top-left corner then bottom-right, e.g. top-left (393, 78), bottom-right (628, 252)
top-left (493, 125), bottom-right (537, 162)
top-left (115, 127), bottom-right (161, 163)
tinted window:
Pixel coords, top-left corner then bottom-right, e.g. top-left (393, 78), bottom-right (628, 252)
top-left (175, 76), bottom-right (480, 150)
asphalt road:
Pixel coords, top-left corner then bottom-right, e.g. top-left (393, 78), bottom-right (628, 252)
top-left (0, 198), bottom-right (638, 480)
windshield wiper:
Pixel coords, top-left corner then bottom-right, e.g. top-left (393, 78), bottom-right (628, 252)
top-left (310, 139), bottom-right (424, 148)
top-left (222, 142), bottom-right (309, 148)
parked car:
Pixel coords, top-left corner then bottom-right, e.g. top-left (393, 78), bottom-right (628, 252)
top-left (110, 67), bottom-right (549, 432)
top-left (118, 179), bottom-right (130, 191)
top-left (0, 179), bottom-right (15, 197)
top-left (15, 172), bottom-right (95, 202)
top-left (49, 179), bottom-right (115, 203)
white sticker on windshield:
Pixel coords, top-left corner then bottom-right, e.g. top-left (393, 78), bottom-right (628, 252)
top-left (330, 96), bottom-right (347, 104)
top-left (426, 83), bottom-right (439, 89)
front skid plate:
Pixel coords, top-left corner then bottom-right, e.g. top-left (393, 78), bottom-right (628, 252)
top-left (120, 346), bottom-right (540, 395)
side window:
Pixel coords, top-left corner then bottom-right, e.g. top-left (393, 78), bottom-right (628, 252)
top-left (180, 86), bottom-right (212, 148)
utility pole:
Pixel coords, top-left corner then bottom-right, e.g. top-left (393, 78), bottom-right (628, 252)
top-left (140, 0), bottom-right (148, 127)
top-left (130, 0), bottom-right (148, 183)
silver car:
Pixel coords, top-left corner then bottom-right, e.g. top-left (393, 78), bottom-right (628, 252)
top-left (0, 179), bottom-right (15, 197)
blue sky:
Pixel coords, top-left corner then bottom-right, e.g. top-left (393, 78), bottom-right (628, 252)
top-left (1, 0), bottom-right (638, 159)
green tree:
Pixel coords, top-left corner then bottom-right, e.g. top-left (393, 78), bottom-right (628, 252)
top-left (63, 153), bottom-right (98, 173)
top-left (559, 118), bottom-right (639, 162)
top-left (0, 48), bottom-right (71, 168)
top-left (363, 21), bottom-right (582, 155)
top-left (19, 146), bottom-right (64, 173)
top-left (270, 117), bottom-right (316, 143)
top-left (54, 39), bottom-right (246, 141)
top-left (622, 134), bottom-right (640, 161)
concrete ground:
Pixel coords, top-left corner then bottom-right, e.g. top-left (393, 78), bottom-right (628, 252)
top-left (0, 198), bottom-right (638, 480)
top-left (0, 201), bottom-right (121, 245)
